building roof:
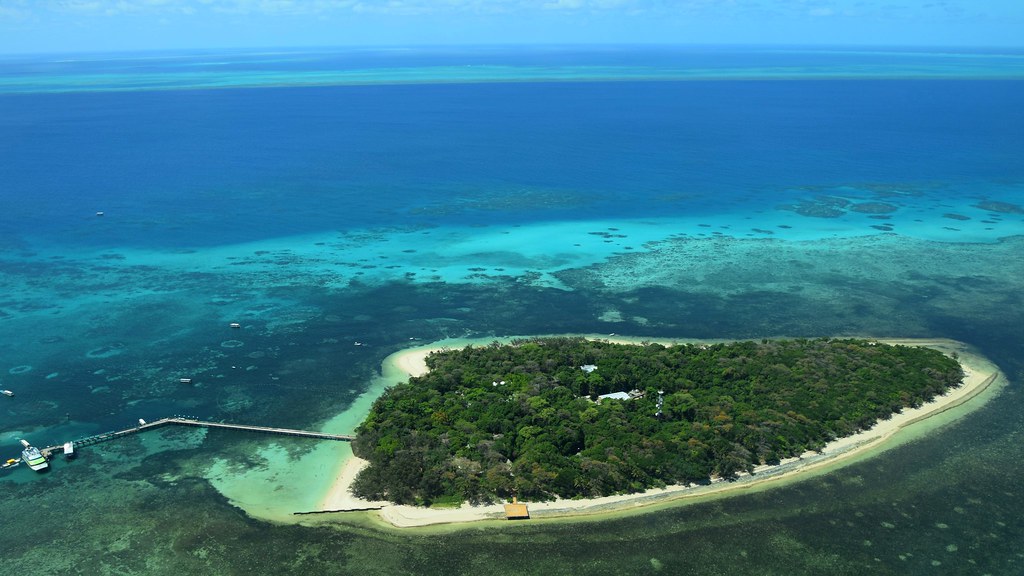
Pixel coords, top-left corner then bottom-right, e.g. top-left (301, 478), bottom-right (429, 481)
top-left (504, 503), bottom-right (530, 520)
top-left (597, 391), bottom-right (631, 401)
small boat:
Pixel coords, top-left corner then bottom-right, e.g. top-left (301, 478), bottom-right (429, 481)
top-left (2, 458), bottom-right (19, 469)
top-left (19, 439), bottom-right (48, 472)
top-left (96, 211), bottom-right (104, 216)
top-left (1, 390), bottom-right (13, 397)
top-left (229, 323), bottom-right (241, 329)
top-left (179, 378), bottom-right (192, 384)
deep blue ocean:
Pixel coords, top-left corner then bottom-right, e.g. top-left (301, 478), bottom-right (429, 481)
top-left (0, 47), bottom-right (1022, 575)
top-left (3, 77), bottom-right (1021, 248)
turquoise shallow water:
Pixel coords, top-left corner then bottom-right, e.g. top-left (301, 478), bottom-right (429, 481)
top-left (2, 46), bottom-right (1024, 93)
top-left (0, 47), bottom-right (1022, 575)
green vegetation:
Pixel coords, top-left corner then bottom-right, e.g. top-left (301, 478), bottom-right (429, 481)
top-left (352, 337), bottom-right (963, 505)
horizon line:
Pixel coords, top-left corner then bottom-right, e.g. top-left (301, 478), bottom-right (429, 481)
top-left (3, 42), bottom-right (1024, 60)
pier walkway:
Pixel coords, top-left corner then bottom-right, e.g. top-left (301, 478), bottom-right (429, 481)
top-left (37, 417), bottom-right (354, 458)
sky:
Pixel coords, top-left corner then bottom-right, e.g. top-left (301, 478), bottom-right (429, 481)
top-left (0, 0), bottom-right (1022, 55)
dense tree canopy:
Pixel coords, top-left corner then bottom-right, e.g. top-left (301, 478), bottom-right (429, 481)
top-left (352, 338), bottom-right (963, 505)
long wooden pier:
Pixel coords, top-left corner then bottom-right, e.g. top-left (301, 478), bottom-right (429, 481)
top-left (163, 418), bottom-right (356, 441)
top-left (37, 417), bottom-right (354, 458)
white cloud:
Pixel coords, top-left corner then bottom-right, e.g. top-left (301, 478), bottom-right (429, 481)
top-left (41, 0), bottom-right (208, 16)
top-left (0, 0), bottom-right (32, 21)
top-left (18, 0), bottom-right (1005, 21)
top-left (541, 0), bottom-right (641, 10)
top-left (25, 0), bottom-right (651, 18)
top-left (543, 0), bottom-right (584, 10)
top-left (58, 0), bottom-right (105, 12)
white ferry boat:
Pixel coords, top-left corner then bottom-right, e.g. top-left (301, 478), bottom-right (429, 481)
top-left (19, 439), bottom-right (48, 472)
top-left (1, 390), bottom-right (13, 397)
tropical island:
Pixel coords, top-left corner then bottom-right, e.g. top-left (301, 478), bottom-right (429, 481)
top-left (349, 337), bottom-right (967, 508)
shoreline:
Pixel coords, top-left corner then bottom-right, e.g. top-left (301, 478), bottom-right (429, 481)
top-left (313, 335), bottom-right (1004, 528)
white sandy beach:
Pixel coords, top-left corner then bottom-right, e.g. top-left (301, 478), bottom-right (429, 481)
top-left (315, 336), bottom-right (1004, 528)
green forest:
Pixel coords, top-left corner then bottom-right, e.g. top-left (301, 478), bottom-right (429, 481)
top-left (351, 337), bottom-right (963, 505)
